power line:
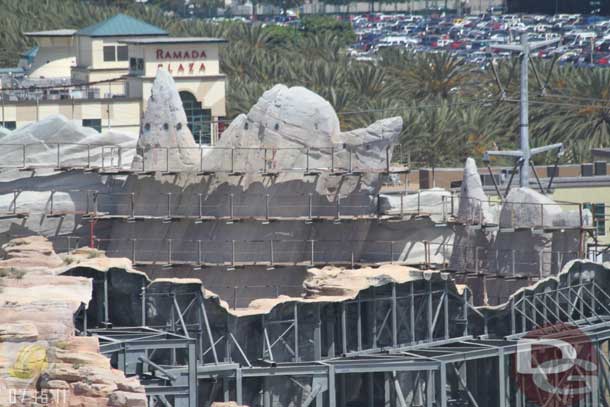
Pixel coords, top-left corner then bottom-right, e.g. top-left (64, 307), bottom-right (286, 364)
top-left (505, 97), bottom-right (610, 110)
top-left (537, 93), bottom-right (610, 104)
top-left (335, 99), bottom-right (495, 116)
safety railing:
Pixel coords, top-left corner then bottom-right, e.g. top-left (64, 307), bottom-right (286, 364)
top-left (0, 143), bottom-right (131, 170)
top-left (0, 143), bottom-right (407, 174)
top-left (90, 191), bottom-right (376, 219)
top-left (54, 236), bottom-right (580, 279)
top-left (0, 188), bottom-right (593, 232)
top-left (449, 195), bottom-right (588, 230)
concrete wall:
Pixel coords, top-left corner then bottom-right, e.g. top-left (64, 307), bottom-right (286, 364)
top-left (136, 43), bottom-right (223, 78)
top-left (26, 36), bottom-right (76, 79)
top-left (138, 75), bottom-right (227, 117)
top-left (128, 42), bottom-right (227, 117)
top-left (552, 185), bottom-right (610, 244)
top-left (0, 98), bottom-right (141, 134)
top-left (418, 164), bottom-right (583, 190)
top-left (75, 36), bottom-right (93, 68)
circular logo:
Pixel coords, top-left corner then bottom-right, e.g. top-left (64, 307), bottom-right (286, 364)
top-left (513, 323), bottom-right (598, 406)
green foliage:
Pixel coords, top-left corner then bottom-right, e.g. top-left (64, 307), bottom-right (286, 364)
top-left (263, 25), bottom-right (301, 48)
top-left (301, 16), bottom-right (356, 45)
top-left (0, 0), bottom-right (608, 167)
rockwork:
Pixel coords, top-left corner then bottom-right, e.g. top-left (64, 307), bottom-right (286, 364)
top-left (0, 236), bottom-right (146, 407)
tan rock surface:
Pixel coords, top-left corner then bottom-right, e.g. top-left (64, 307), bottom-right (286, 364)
top-left (0, 322), bottom-right (38, 342)
top-left (226, 264), bottom-right (442, 316)
top-left (108, 390), bottom-right (147, 407)
top-left (0, 235), bottom-right (63, 269)
top-left (0, 236), bottom-right (145, 407)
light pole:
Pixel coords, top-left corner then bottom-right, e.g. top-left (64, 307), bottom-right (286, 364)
top-left (484, 33), bottom-right (563, 189)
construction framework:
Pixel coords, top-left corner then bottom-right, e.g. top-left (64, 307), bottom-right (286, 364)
top-left (0, 142), bottom-right (410, 175)
top-left (73, 263), bottom-right (610, 407)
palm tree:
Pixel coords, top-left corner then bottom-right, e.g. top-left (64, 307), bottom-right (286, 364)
top-left (347, 63), bottom-right (386, 99)
top-left (532, 67), bottom-right (610, 162)
top-left (399, 52), bottom-right (470, 99)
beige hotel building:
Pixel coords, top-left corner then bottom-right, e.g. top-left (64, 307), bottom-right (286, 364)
top-left (0, 14), bottom-right (227, 144)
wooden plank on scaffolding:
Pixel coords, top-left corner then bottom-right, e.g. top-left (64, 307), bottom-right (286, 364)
top-left (0, 212), bottom-right (29, 220)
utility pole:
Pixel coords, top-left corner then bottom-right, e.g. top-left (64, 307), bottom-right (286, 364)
top-left (484, 33), bottom-right (563, 189)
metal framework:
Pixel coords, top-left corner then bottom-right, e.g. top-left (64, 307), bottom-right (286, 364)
top-left (0, 143), bottom-right (409, 175)
top-left (76, 266), bottom-right (610, 407)
top-left (60, 236), bottom-right (579, 276)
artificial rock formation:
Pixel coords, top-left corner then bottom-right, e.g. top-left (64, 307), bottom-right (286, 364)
top-left (103, 72), bottom-right (406, 275)
top-left (457, 157), bottom-right (492, 224)
top-left (215, 84), bottom-right (402, 182)
top-left (0, 115), bottom-right (137, 241)
top-left (0, 68), bottom-right (590, 310)
top-left (133, 69), bottom-right (199, 171)
top-left (0, 236), bottom-right (146, 407)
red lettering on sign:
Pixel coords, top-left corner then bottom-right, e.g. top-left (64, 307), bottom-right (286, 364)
top-left (188, 63), bottom-right (194, 73)
top-left (155, 49), bottom-right (208, 61)
top-left (199, 63), bottom-right (205, 72)
top-left (178, 64), bottom-right (184, 72)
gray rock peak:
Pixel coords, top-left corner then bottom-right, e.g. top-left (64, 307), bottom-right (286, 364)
top-left (215, 84), bottom-right (402, 177)
top-left (134, 69), bottom-right (198, 170)
top-left (458, 158), bottom-right (490, 224)
top-left (500, 187), bottom-right (562, 228)
top-left (223, 84), bottom-right (341, 149)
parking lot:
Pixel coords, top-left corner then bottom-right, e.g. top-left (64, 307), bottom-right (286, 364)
top-left (347, 12), bottom-right (610, 66)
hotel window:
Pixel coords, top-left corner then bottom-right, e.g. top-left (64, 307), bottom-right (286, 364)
top-left (179, 91), bottom-right (211, 145)
top-left (117, 46), bottom-right (128, 61)
top-left (82, 119), bottom-right (102, 133)
top-left (0, 121), bottom-right (16, 130)
top-left (103, 45), bottom-right (116, 62)
top-left (130, 58), bottom-right (145, 75)
top-left (584, 203), bottom-right (606, 236)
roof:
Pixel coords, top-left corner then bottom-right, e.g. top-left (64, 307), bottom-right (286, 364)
top-left (76, 14), bottom-right (167, 37)
top-left (0, 67), bottom-right (25, 75)
top-left (120, 37), bottom-right (227, 45)
top-left (592, 148), bottom-right (610, 157)
top-left (23, 29), bottom-right (76, 37)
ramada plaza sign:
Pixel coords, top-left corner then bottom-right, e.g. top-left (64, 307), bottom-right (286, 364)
top-left (155, 49), bottom-right (207, 74)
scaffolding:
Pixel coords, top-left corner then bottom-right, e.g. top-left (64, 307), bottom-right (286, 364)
top-left (72, 262), bottom-right (610, 407)
top-left (7, 138), bottom-right (603, 406)
top-left (0, 143), bottom-right (410, 175)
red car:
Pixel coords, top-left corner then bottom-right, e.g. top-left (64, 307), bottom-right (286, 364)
top-left (450, 40), bottom-right (466, 49)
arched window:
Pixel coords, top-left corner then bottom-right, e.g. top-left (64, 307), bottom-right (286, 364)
top-left (179, 91), bottom-right (211, 145)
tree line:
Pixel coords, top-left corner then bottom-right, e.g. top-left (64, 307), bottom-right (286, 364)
top-left (0, 0), bottom-right (609, 166)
